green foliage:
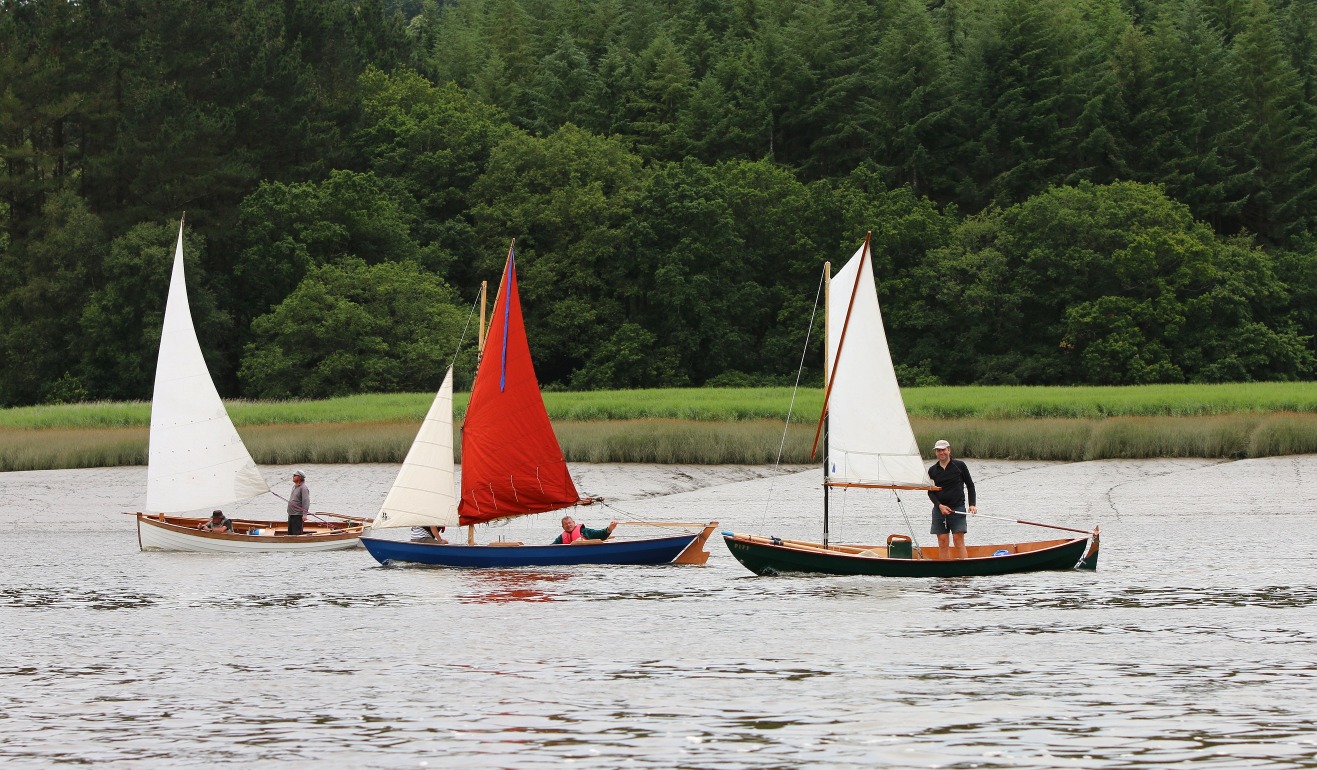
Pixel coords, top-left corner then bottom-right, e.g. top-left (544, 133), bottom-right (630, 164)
top-left (0, 191), bottom-right (107, 405)
top-left (911, 181), bottom-right (1314, 384)
top-left (4, 0), bottom-right (1317, 406)
top-left (234, 170), bottom-right (419, 322)
top-left (470, 124), bottom-right (648, 382)
top-left (79, 221), bottom-right (232, 401)
top-left (239, 258), bottom-right (467, 398)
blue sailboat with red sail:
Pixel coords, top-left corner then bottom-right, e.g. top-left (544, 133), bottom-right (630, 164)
top-left (360, 242), bottom-right (716, 568)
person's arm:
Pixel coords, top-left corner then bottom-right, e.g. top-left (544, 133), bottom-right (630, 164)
top-left (552, 533), bottom-right (565, 544)
top-left (960, 461), bottom-right (976, 508)
top-left (927, 465), bottom-right (940, 505)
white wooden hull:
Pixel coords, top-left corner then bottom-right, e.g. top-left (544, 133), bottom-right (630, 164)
top-left (135, 514), bottom-right (364, 553)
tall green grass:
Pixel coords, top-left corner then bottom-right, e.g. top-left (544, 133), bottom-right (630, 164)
top-left (7, 413), bottom-right (1313, 472)
top-left (5, 382), bottom-right (1316, 430)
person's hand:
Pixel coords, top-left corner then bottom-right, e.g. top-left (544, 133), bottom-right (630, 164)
top-left (940, 505), bottom-right (952, 516)
top-left (968, 505), bottom-right (978, 514)
top-left (607, 521), bottom-right (617, 533)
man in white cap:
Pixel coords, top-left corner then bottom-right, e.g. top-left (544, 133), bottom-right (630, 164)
top-left (927, 439), bottom-right (975, 559)
top-left (287, 470), bottom-right (310, 536)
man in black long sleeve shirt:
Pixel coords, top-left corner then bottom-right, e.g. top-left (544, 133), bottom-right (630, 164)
top-left (927, 439), bottom-right (976, 559)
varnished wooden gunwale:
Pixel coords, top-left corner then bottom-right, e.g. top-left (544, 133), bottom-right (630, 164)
top-left (135, 513), bottom-right (365, 544)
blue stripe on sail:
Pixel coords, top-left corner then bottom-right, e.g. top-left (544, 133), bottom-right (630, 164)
top-left (500, 248), bottom-right (513, 391)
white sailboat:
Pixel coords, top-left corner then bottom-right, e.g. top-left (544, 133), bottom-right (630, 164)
top-left (723, 234), bottom-right (1100, 576)
top-left (133, 220), bottom-right (366, 552)
top-left (369, 367), bottom-right (459, 534)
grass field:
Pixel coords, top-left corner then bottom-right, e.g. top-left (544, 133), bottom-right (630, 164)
top-left (2, 383), bottom-right (1315, 471)
top-left (4, 382), bottom-right (1317, 430)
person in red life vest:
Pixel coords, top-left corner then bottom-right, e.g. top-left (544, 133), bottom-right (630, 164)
top-left (553, 515), bottom-right (617, 544)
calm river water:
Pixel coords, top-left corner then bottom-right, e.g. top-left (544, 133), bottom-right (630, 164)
top-left (1, 458), bottom-right (1314, 769)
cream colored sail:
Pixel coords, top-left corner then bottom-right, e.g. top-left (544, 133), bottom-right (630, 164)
top-left (372, 367), bottom-right (460, 530)
top-left (826, 241), bottom-right (930, 488)
top-left (146, 222), bottom-right (270, 512)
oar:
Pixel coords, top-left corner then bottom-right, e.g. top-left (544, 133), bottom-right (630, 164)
top-left (969, 511), bottom-right (1094, 535)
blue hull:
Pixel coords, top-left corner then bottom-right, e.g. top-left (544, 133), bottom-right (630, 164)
top-left (360, 534), bottom-right (699, 568)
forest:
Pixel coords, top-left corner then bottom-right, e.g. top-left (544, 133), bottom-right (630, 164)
top-left (2, 0), bottom-right (1315, 407)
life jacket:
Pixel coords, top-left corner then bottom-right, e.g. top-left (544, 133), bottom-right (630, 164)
top-left (561, 524), bottom-right (584, 544)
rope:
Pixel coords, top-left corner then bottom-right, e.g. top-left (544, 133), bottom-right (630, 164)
top-left (448, 291), bottom-right (482, 373)
top-left (599, 501), bottom-right (699, 536)
top-left (892, 490), bottom-right (926, 556)
top-left (758, 267), bottom-right (826, 531)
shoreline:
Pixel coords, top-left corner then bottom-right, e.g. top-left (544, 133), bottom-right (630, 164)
top-left (3, 412), bottom-right (1315, 472)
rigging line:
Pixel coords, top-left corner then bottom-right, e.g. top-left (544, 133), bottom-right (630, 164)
top-left (893, 489), bottom-right (925, 555)
top-left (448, 289), bottom-right (483, 373)
top-left (759, 265), bottom-right (827, 532)
top-left (599, 502), bottom-right (691, 534)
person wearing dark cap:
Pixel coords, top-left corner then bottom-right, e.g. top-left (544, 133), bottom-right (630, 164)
top-left (199, 510), bottom-right (233, 533)
top-left (927, 439), bottom-right (975, 560)
top-left (287, 470), bottom-right (310, 536)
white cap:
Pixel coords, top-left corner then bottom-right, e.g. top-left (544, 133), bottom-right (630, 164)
top-left (293, 469), bottom-right (306, 478)
top-left (933, 439), bottom-right (951, 450)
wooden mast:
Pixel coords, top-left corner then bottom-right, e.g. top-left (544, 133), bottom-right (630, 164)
top-left (468, 275), bottom-right (491, 545)
top-left (822, 260), bottom-right (831, 549)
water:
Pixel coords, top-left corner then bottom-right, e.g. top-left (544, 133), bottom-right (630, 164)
top-left (2, 458), bottom-right (1315, 768)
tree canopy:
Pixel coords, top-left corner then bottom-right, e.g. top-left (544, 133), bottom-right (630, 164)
top-left (1, 0), bottom-right (1313, 405)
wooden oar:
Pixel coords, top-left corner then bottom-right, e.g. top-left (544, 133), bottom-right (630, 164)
top-left (969, 511), bottom-right (1094, 535)
top-left (726, 532), bottom-right (871, 555)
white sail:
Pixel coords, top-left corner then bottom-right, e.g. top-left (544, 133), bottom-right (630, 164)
top-left (826, 241), bottom-right (930, 488)
top-left (146, 223), bottom-right (270, 513)
top-left (372, 367), bottom-right (460, 530)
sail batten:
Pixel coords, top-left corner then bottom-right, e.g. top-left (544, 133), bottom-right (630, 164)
top-left (825, 242), bottom-right (929, 489)
top-left (146, 223), bottom-right (271, 514)
top-left (373, 367), bottom-right (459, 530)
top-left (458, 248), bottom-right (580, 525)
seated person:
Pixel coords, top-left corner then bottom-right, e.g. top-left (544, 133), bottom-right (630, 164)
top-left (410, 525), bottom-right (448, 543)
top-left (553, 515), bottom-right (617, 544)
top-left (199, 510), bottom-right (233, 533)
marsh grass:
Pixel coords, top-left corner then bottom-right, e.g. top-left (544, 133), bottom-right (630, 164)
top-left (5, 412), bottom-right (1314, 471)
top-left (556, 419), bottom-right (816, 464)
top-left (5, 382), bottom-right (1316, 431)
top-left (0, 427), bottom-right (149, 471)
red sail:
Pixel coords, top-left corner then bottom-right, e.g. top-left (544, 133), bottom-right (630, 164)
top-left (458, 249), bottom-right (581, 525)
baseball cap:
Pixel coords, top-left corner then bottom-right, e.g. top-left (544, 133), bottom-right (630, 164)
top-left (933, 439), bottom-right (951, 450)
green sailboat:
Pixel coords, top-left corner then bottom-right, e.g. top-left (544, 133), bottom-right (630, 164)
top-left (722, 235), bottom-right (1100, 577)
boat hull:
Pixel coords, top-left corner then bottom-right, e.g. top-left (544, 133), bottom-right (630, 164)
top-left (360, 534), bottom-right (702, 568)
top-left (136, 514), bottom-right (364, 553)
top-left (722, 532), bottom-right (1098, 577)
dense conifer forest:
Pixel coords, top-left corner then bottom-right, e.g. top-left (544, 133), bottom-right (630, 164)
top-left (2, 0), bottom-right (1315, 406)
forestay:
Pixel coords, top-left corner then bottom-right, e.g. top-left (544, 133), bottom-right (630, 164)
top-left (825, 241), bottom-right (929, 489)
top-left (372, 367), bottom-right (460, 530)
top-left (146, 223), bottom-right (270, 513)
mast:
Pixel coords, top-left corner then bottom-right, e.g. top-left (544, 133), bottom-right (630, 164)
top-left (468, 277), bottom-right (488, 545)
top-left (822, 261), bottom-right (831, 549)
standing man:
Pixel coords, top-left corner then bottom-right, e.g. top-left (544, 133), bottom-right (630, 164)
top-left (287, 470), bottom-right (310, 536)
top-left (927, 439), bottom-right (975, 560)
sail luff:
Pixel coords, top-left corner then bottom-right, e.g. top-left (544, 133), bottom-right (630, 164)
top-left (824, 240), bottom-right (930, 488)
top-left (372, 367), bottom-right (459, 530)
top-left (146, 222), bottom-right (271, 513)
top-left (457, 245), bottom-right (580, 525)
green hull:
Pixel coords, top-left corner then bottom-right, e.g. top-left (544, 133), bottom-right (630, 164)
top-left (722, 534), bottom-right (1098, 577)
